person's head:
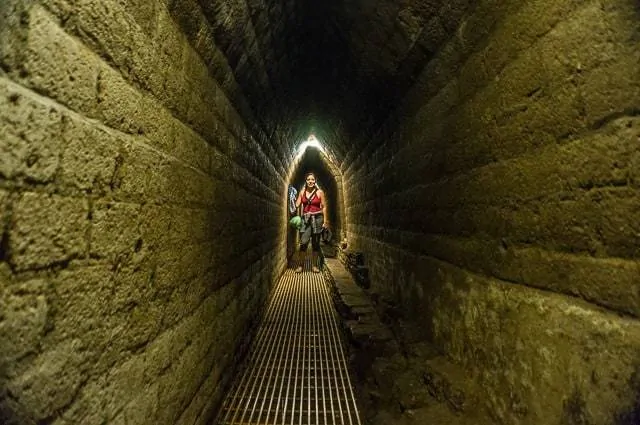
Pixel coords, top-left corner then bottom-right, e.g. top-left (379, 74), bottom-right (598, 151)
top-left (305, 172), bottom-right (316, 189)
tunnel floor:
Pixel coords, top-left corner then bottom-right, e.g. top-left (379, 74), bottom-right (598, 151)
top-left (216, 263), bottom-right (362, 425)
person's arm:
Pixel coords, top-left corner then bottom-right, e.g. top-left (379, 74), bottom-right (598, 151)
top-left (320, 191), bottom-right (329, 227)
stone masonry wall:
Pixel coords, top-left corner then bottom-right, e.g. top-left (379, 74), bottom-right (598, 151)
top-left (342, 0), bottom-right (640, 424)
top-left (0, 0), bottom-right (286, 424)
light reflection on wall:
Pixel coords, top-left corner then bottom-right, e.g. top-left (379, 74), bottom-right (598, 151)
top-left (294, 134), bottom-right (325, 161)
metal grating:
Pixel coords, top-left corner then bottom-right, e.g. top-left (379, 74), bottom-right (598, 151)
top-left (217, 266), bottom-right (362, 425)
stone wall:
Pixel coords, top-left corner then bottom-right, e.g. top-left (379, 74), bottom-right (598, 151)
top-left (0, 0), bottom-right (286, 424)
top-left (342, 0), bottom-right (640, 423)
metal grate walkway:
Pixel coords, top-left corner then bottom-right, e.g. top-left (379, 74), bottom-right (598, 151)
top-left (216, 266), bottom-right (362, 425)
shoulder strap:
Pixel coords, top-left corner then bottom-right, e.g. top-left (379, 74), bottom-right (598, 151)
top-left (304, 188), bottom-right (318, 206)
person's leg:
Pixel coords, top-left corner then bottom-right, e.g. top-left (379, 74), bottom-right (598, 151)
top-left (297, 224), bottom-right (311, 272)
top-left (311, 233), bottom-right (321, 272)
top-left (296, 244), bottom-right (307, 272)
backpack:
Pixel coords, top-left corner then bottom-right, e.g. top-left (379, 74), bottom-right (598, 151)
top-left (288, 185), bottom-right (298, 215)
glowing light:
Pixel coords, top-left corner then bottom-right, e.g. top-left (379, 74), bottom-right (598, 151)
top-left (295, 134), bottom-right (325, 160)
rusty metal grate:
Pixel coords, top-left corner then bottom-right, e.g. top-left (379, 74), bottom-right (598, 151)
top-left (217, 266), bottom-right (362, 425)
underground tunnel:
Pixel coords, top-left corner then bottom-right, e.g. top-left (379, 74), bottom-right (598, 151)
top-left (1, 0), bottom-right (640, 424)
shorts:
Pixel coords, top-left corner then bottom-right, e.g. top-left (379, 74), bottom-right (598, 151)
top-left (300, 213), bottom-right (324, 246)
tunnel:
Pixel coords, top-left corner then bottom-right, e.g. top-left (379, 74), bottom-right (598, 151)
top-left (1, 0), bottom-right (639, 424)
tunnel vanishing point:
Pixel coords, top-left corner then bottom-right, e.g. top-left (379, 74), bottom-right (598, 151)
top-left (1, 0), bottom-right (640, 424)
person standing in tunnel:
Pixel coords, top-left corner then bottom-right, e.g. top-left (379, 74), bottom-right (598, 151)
top-left (295, 172), bottom-right (329, 273)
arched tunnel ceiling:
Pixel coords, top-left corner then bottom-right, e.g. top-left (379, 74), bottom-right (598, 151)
top-left (171, 0), bottom-right (470, 163)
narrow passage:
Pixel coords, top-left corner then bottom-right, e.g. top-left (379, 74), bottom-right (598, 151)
top-left (216, 266), bottom-right (362, 425)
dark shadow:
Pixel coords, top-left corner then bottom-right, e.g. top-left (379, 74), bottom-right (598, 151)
top-left (614, 366), bottom-right (640, 425)
top-left (0, 362), bottom-right (31, 425)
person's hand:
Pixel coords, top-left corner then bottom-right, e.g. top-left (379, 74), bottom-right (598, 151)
top-left (322, 222), bottom-right (330, 229)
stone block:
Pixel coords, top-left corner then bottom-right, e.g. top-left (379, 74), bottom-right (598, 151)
top-left (109, 262), bottom-right (159, 315)
top-left (115, 139), bottom-right (164, 201)
top-left (0, 0), bottom-right (25, 67)
top-left (0, 188), bottom-right (10, 236)
top-left (352, 305), bottom-right (378, 318)
top-left (458, 117), bottom-right (636, 206)
top-left (123, 153), bottom-right (207, 207)
top-left (580, 53), bottom-right (640, 124)
top-left (394, 370), bottom-right (433, 411)
top-left (143, 327), bottom-right (180, 383)
top-left (137, 93), bottom-right (176, 152)
top-left (0, 279), bottom-right (50, 363)
top-left (421, 357), bottom-right (476, 413)
top-left (371, 352), bottom-right (407, 384)
top-left (11, 192), bottom-right (88, 270)
top-left (162, 160), bottom-right (216, 206)
top-left (416, 258), bottom-right (640, 424)
top-left (399, 1), bottom-right (639, 180)
top-left (159, 269), bottom-right (216, 330)
top-left (412, 233), bottom-right (640, 318)
top-left (0, 77), bottom-right (63, 182)
top-left (121, 382), bottom-right (160, 425)
top-left (9, 338), bottom-right (90, 422)
top-left (49, 266), bottom-right (116, 349)
top-left (55, 347), bottom-right (149, 425)
top-left (126, 298), bottom-right (166, 349)
top-left (35, 265), bottom-right (221, 424)
top-left (137, 204), bottom-right (173, 245)
top-left (63, 0), bottom-right (163, 96)
top-left (514, 248), bottom-right (640, 316)
top-left (174, 362), bottom-right (219, 425)
top-left (152, 242), bottom-right (213, 300)
top-left (170, 207), bottom-right (213, 243)
top-left (60, 115), bottom-right (123, 192)
top-left (460, 0), bottom-right (583, 101)
top-left (172, 121), bottom-right (212, 174)
top-left (334, 278), bottom-right (364, 297)
top-left (103, 354), bottom-right (148, 410)
top-left (475, 188), bottom-right (640, 259)
top-left (20, 6), bottom-right (99, 115)
top-left (155, 309), bottom-right (218, 424)
top-left (396, 118), bottom-right (640, 261)
top-left (209, 147), bottom-right (233, 181)
top-left (154, 8), bottom-right (189, 106)
top-left (545, 2), bottom-right (640, 120)
top-left (90, 201), bottom-right (142, 261)
top-left (96, 67), bottom-right (171, 151)
top-left (341, 293), bottom-right (373, 309)
top-left (328, 262), bottom-right (352, 279)
top-left (96, 63), bottom-right (146, 135)
top-left (346, 320), bottom-right (393, 347)
top-left (123, 0), bottom-right (160, 38)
